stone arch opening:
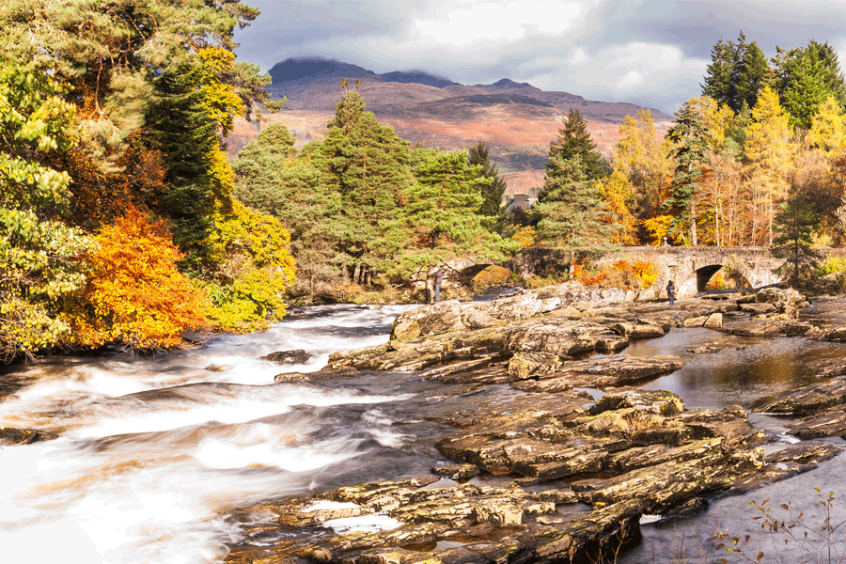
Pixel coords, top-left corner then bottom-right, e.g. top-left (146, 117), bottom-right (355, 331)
top-left (696, 264), bottom-right (753, 293)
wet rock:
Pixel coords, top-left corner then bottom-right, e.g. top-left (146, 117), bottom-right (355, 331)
top-left (687, 346), bottom-right (722, 354)
top-left (0, 427), bottom-right (58, 445)
top-left (431, 464), bottom-right (480, 481)
top-left (591, 389), bottom-right (685, 416)
top-left (703, 313), bottom-right (723, 328)
top-left (721, 318), bottom-right (815, 337)
top-left (734, 444), bottom-right (844, 490)
top-left (261, 349), bottom-right (312, 364)
top-left (510, 356), bottom-right (683, 393)
top-left (662, 497), bottom-right (709, 520)
top-left (787, 407), bottom-right (846, 439)
top-left (757, 376), bottom-right (846, 415)
top-left (808, 358), bottom-right (846, 378)
top-left (329, 317), bottom-right (632, 372)
top-left (810, 325), bottom-right (846, 343)
top-left (274, 372), bottom-right (311, 382)
top-left (683, 316), bottom-right (708, 327)
top-left (739, 302), bottom-right (777, 315)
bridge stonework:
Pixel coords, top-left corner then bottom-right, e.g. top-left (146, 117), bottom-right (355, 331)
top-left (596, 247), bottom-right (783, 299)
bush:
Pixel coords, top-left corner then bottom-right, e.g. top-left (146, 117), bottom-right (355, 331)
top-left (83, 208), bottom-right (209, 349)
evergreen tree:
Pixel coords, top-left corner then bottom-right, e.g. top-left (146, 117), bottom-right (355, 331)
top-left (774, 40), bottom-right (846, 128)
top-left (146, 67), bottom-right (218, 264)
top-left (468, 141), bottom-right (508, 232)
top-left (666, 100), bottom-right (711, 245)
top-left (772, 187), bottom-right (821, 287)
top-left (735, 40), bottom-right (771, 111)
top-left (702, 37), bottom-right (738, 109)
top-left (395, 150), bottom-right (517, 278)
top-left (316, 92), bottom-right (413, 278)
top-left (532, 156), bottom-right (618, 263)
top-left (547, 109), bottom-right (609, 180)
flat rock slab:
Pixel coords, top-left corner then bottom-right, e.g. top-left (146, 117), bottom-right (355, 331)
top-left (508, 354), bottom-right (684, 391)
top-left (757, 376), bottom-right (846, 415)
top-left (431, 464), bottom-right (480, 481)
top-left (720, 319), bottom-right (815, 337)
top-left (788, 407), bottom-right (846, 439)
top-left (225, 479), bottom-right (641, 564)
top-left (808, 358), bottom-right (846, 378)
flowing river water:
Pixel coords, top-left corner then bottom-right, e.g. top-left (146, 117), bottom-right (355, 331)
top-left (1, 302), bottom-right (846, 564)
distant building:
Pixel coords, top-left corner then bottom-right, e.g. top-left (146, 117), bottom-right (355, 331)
top-left (504, 193), bottom-right (534, 216)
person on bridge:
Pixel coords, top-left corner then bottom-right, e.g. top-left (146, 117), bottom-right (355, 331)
top-left (666, 280), bottom-right (675, 306)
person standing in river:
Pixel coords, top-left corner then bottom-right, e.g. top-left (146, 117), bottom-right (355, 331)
top-left (433, 266), bottom-right (444, 303)
top-left (666, 280), bottom-right (675, 306)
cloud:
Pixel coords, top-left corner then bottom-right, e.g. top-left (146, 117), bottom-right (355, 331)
top-left (235, 0), bottom-right (846, 113)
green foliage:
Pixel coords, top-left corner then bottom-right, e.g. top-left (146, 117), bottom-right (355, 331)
top-left (820, 256), bottom-right (846, 276)
top-left (468, 141), bottom-right (508, 232)
top-left (547, 109), bottom-right (609, 180)
top-left (532, 156), bottom-right (618, 255)
top-left (0, 0), bottom-right (274, 167)
top-left (774, 40), bottom-right (846, 129)
top-left (395, 149), bottom-right (518, 277)
top-left (772, 187), bottom-right (822, 287)
top-left (666, 100), bottom-right (711, 245)
top-left (0, 62), bottom-right (93, 360)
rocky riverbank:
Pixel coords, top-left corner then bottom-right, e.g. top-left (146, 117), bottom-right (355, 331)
top-left (222, 282), bottom-right (846, 564)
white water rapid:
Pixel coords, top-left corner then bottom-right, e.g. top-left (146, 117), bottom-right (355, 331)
top-left (0, 305), bottom-right (415, 564)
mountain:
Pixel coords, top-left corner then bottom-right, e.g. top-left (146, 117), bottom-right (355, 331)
top-left (230, 57), bottom-right (673, 197)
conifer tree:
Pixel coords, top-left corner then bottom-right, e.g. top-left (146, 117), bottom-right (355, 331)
top-left (316, 92), bottom-right (413, 278)
top-left (547, 109), bottom-right (609, 180)
top-left (666, 100), bottom-right (711, 245)
top-left (702, 37), bottom-right (738, 109)
top-left (735, 40), bottom-right (771, 110)
top-left (468, 141), bottom-right (508, 232)
top-left (532, 156), bottom-right (617, 264)
top-left (774, 40), bottom-right (846, 128)
top-left (772, 187), bottom-right (821, 287)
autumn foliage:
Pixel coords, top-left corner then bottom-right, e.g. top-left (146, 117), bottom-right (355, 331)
top-left (84, 208), bottom-right (208, 348)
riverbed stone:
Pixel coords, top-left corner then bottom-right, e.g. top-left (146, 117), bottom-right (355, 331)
top-left (508, 355), bottom-right (683, 390)
top-left (261, 349), bottom-right (312, 364)
top-left (431, 464), bottom-right (480, 481)
top-left (683, 316), bottom-right (708, 327)
top-left (808, 358), bottom-right (846, 378)
top-left (757, 376), bottom-right (846, 415)
top-left (703, 313), bottom-right (723, 328)
top-left (0, 427), bottom-right (58, 445)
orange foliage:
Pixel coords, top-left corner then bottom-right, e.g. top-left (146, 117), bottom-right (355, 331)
top-left (573, 259), bottom-right (610, 286)
top-left (64, 134), bottom-right (168, 230)
top-left (84, 207), bottom-right (208, 348)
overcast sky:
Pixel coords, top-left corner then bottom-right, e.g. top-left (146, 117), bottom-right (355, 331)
top-left (234, 0), bottom-right (846, 114)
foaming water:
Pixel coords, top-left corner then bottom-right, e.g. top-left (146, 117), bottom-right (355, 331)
top-left (0, 304), bottom-right (418, 564)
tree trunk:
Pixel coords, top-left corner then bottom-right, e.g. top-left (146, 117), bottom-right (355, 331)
top-left (353, 263), bottom-right (361, 285)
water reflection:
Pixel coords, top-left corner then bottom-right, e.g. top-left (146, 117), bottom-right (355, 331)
top-left (624, 327), bottom-right (846, 412)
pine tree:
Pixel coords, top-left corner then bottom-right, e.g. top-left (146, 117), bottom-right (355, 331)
top-left (666, 99), bottom-right (711, 245)
top-left (702, 37), bottom-right (738, 110)
top-left (547, 109), bottom-right (609, 180)
top-left (468, 141), bottom-right (508, 232)
top-left (735, 40), bottom-right (771, 111)
top-left (146, 67), bottom-right (218, 263)
top-left (774, 40), bottom-right (846, 129)
top-left (532, 156), bottom-right (618, 263)
top-left (316, 92), bottom-right (413, 278)
top-left (772, 187), bottom-right (821, 287)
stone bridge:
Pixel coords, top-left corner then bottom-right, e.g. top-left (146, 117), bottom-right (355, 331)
top-left (497, 246), bottom-right (845, 299)
top-left (596, 247), bottom-right (782, 299)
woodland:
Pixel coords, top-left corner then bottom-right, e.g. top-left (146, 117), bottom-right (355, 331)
top-left (2, 4), bottom-right (845, 363)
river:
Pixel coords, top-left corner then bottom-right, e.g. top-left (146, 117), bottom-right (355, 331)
top-left (1, 303), bottom-right (845, 564)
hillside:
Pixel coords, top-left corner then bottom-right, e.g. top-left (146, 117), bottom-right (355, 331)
top-left (230, 57), bottom-right (672, 197)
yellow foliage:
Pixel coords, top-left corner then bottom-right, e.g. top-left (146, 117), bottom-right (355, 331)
top-left (640, 215), bottom-right (676, 246)
top-left (198, 47), bottom-right (245, 135)
top-left (808, 96), bottom-right (846, 155)
top-left (509, 225), bottom-right (536, 248)
top-left (596, 171), bottom-right (637, 245)
top-left (203, 200), bottom-right (297, 332)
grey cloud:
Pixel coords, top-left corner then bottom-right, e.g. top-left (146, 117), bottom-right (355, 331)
top-left (235, 0), bottom-right (846, 113)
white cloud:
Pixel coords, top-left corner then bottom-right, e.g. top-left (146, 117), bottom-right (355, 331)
top-left (410, 1), bottom-right (584, 47)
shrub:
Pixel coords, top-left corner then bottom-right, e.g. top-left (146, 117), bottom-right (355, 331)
top-left (84, 208), bottom-right (209, 349)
